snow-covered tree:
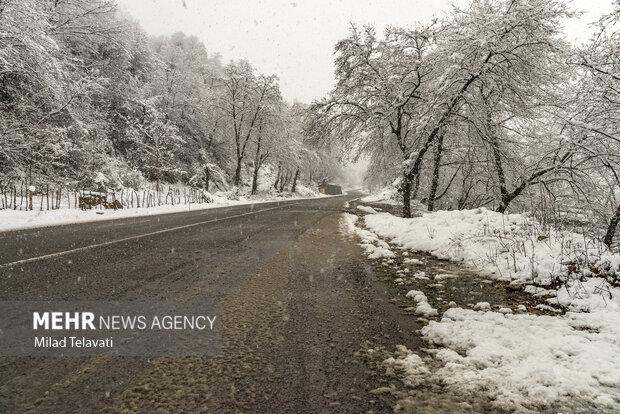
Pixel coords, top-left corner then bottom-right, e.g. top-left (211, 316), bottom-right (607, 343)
top-left (567, 5), bottom-right (620, 247)
top-left (313, 24), bottom-right (436, 216)
top-left (217, 61), bottom-right (282, 186)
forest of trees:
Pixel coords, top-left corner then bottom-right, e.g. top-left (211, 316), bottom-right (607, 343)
top-left (2, 0), bottom-right (619, 247)
top-left (313, 0), bottom-right (620, 248)
top-left (0, 0), bottom-right (340, 209)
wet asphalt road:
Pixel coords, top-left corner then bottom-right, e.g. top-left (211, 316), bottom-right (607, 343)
top-left (0, 195), bottom-right (423, 413)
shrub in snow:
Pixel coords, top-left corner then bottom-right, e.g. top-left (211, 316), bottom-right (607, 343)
top-left (199, 190), bottom-right (215, 203)
top-left (592, 253), bottom-right (620, 286)
top-left (226, 187), bottom-right (241, 200)
top-left (119, 168), bottom-right (147, 190)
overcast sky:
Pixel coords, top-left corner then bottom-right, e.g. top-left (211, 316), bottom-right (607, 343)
top-left (117, 0), bottom-right (615, 103)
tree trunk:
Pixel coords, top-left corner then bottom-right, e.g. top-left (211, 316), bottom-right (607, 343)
top-left (291, 167), bottom-right (300, 193)
top-left (496, 198), bottom-right (510, 213)
top-left (204, 165), bottom-right (211, 192)
top-left (273, 163), bottom-right (281, 190)
top-left (279, 169), bottom-right (288, 193)
top-left (496, 181), bottom-right (529, 213)
top-left (603, 204), bottom-right (620, 249)
top-left (489, 129), bottom-right (511, 212)
top-left (411, 171), bottom-right (420, 201)
top-left (427, 130), bottom-right (445, 211)
top-left (404, 129), bottom-right (434, 212)
top-left (251, 160), bottom-right (260, 196)
top-left (401, 174), bottom-right (413, 218)
top-left (233, 157), bottom-right (243, 186)
top-left (251, 137), bottom-right (263, 195)
top-left (28, 163), bottom-right (32, 210)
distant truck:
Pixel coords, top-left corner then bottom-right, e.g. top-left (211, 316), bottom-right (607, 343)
top-left (318, 181), bottom-right (342, 195)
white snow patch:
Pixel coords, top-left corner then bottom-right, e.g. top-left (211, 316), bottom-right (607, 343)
top-left (434, 273), bottom-right (456, 281)
top-left (413, 271), bottom-right (429, 280)
top-left (406, 290), bottom-right (438, 317)
top-left (535, 304), bottom-right (561, 313)
top-left (524, 285), bottom-right (556, 297)
top-left (339, 213), bottom-right (395, 259)
top-left (383, 345), bottom-right (430, 387)
top-left (356, 205), bottom-right (378, 214)
top-left (473, 302), bottom-right (491, 311)
top-left (403, 258), bottom-right (424, 265)
top-left (421, 279), bottom-right (620, 412)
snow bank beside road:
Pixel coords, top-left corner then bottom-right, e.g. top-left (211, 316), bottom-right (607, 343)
top-left (422, 281), bottom-right (620, 412)
top-left (0, 193), bottom-right (331, 232)
top-left (364, 207), bottom-right (620, 286)
top-left (348, 207), bottom-right (620, 411)
top-left (340, 213), bottom-right (394, 259)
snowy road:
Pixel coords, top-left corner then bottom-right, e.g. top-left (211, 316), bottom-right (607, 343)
top-left (0, 194), bottom-right (424, 413)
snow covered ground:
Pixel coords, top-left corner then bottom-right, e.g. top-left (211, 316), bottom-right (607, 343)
top-left (364, 207), bottom-right (619, 286)
top-left (421, 286), bottom-right (620, 412)
top-left (360, 186), bottom-right (401, 205)
top-left (343, 202), bottom-right (620, 412)
top-left (340, 213), bottom-right (395, 259)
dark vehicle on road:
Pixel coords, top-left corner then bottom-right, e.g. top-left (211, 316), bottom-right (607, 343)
top-left (318, 181), bottom-right (342, 195)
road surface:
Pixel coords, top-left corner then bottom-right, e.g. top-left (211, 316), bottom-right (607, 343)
top-left (0, 195), bottom-right (423, 413)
